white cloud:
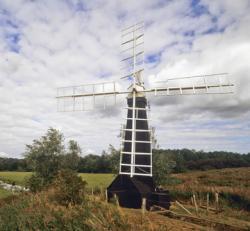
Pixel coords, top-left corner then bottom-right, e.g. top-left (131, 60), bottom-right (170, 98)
top-left (0, 0), bottom-right (249, 158)
top-left (0, 151), bottom-right (9, 158)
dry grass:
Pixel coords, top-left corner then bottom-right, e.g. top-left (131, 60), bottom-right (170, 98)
top-left (123, 208), bottom-right (206, 230)
top-left (86, 195), bottom-right (205, 231)
top-left (167, 167), bottom-right (250, 228)
top-left (170, 203), bottom-right (250, 230)
top-left (170, 167), bottom-right (250, 200)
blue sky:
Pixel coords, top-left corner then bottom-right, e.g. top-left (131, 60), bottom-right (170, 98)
top-left (0, 0), bottom-right (250, 157)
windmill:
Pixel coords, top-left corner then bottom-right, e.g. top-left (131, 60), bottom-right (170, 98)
top-left (57, 22), bottom-right (234, 210)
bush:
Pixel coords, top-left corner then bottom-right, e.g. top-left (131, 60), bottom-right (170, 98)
top-left (26, 174), bottom-right (45, 193)
top-left (49, 169), bottom-right (87, 206)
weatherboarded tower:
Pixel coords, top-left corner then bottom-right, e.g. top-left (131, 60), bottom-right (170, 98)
top-left (107, 92), bottom-right (170, 209)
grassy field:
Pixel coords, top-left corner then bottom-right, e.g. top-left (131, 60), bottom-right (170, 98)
top-left (170, 167), bottom-right (250, 201)
top-left (79, 173), bottom-right (114, 188)
top-left (0, 168), bottom-right (250, 229)
top-left (172, 167), bottom-right (250, 187)
top-left (0, 172), bottom-right (32, 186)
top-left (0, 188), bottom-right (12, 199)
top-left (0, 171), bottom-right (114, 188)
top-left (0, 167), bottom-right (249, 192)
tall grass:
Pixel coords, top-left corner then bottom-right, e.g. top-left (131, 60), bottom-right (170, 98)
top-left (0, 191), bottom-right (173, 231)
top-left (168, 167), bottom-right (250, 211)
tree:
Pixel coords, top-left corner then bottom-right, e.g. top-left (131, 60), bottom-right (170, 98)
top-left (107, 145), bottom-right (120, 174)
top-left (153, 151), bottom-right (176, 186)
top-left (174, 151), bottom-right (187, 173)
top-left (25, 128), bottom-right (81, 192)
top-left (25, 128), bottom-right (65, 190)
top-left (63, 140), bottom-right (81, 170)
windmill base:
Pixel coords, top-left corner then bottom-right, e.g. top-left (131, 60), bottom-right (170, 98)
top-left (107, 174), bottom-right (170, 210)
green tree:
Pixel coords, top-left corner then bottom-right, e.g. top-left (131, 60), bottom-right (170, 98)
top-left (153, 151), bottom-right (176, 186)
top-left (63, 140), bottom-right (81, 170)
top-left (25, 128), bottom-right (65, 190)
top-left (25, 128), bottom-right (84, 192)
top-left (107, 144), bottom-right (120, 174)
top-left (174, 151), bottom-right (187, 173)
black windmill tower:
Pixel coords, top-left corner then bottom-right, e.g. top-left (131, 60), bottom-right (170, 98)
top-left (56, 22), bottom-right (234, 210)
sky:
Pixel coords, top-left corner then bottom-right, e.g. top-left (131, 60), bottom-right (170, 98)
top-left (0, 0), bottom-right (250, 158)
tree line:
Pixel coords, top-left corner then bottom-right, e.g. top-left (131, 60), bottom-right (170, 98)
top-left (1, 148), bottom-right (250, 173)
top-left (0, 131), bottom-right (249, 174)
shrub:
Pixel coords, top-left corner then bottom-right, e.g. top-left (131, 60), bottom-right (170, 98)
top-left (26, 174), bottom-right (45, 193)
top-left (49, 169), bottom-right (87, 206)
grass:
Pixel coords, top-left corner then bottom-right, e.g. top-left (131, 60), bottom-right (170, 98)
top-left (168, 167), bottom-right (250, 215)
top-left (176, 167), bottom-right (250, 187)
top-left (0, 172), bottom-right (32, 186)
top-left (169, 167), bottom-right (250, 201)
top-left (0, 168), bottom-right (250, 229)
top-left (0, 171), bottom-right (114, 189)
top-left (79, 173), bottom-right (114, 188)
top-left (1, 168), bottom-right (249, 208)
top-left (0, 190), bottom-right (205, 231)
top-left (0, 188), bottom-right (12, 199)
top-left (170, 202), bottom-right (250, 229)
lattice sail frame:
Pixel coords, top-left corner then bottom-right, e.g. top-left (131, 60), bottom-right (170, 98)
top-left (121, 22), bottom-right (144, 84)
top-left (57, 81), bottom-right (120, 111)
top-left (152, 73), bottom-right (234, 96)
top-left (56, 22), bottom-right (234, 178)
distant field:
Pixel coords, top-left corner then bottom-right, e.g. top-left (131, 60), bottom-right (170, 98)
top-left (1, 168), bottom-right (249, 198)
top-left (173, 167), bottom-right (250, 187)
top-left (171, 167), bottom-right (250, 200)
top-left (0, 171), bottom-right (114, 189)
top-left (1, 168), bottom-right (249, 190)
top-left (79, 173), bottom-right (114, 188)
top-left (0, 172), bottom-right (32, 186)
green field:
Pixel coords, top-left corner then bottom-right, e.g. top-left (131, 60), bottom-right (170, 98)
top-left (0, 172), bottom-right (32, 186)
top-left (0, 171), bottom-right (114, 189)
top-left (79, 173), bottom-right (114, 188)
top-left (0, 188), bottom-right (12, 199)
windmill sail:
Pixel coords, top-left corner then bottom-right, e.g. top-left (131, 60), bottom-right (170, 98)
top-left (57, 81), bottom-right (128, 111)
top-left (121, 22), bottom-right (144, 84)
top-left (147, 73), bottom-right (234, 96)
